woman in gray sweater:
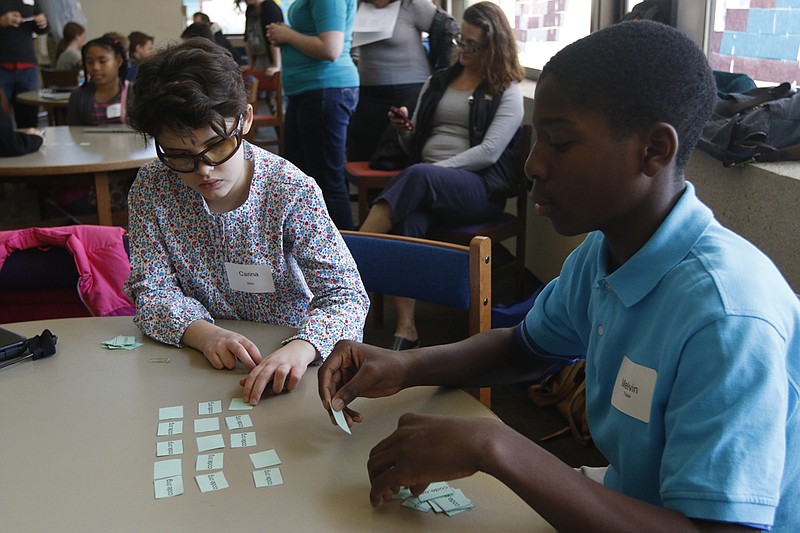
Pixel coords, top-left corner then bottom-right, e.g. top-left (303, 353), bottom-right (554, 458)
top-left (359, 1), bottom-right (524, 350)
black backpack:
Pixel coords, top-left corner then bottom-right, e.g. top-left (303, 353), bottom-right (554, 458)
top-left (697, 83), bottom-right (800, 167)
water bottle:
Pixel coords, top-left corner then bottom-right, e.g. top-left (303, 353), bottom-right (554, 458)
top-left (77, 69), bottom-right (85, 86)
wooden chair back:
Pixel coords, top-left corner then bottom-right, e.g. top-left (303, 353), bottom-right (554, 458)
top-left (341, 230), bottom-right (493, 406)
top-left (40, 67), bottom-right (79, 88)
top-left (243, 70), bottom-right (283, 155)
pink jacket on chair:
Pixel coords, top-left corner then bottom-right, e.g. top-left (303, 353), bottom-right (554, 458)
top-left (0, 226), bottom-right (135, 317)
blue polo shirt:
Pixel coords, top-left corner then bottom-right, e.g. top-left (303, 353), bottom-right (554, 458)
top-left (518, 182), bottom-right (799, 530)
top-left (282, 0), bottom-right (359, 96)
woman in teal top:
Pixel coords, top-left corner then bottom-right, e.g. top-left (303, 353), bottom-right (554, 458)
top-left (267, 0), bottom-right (359, 230)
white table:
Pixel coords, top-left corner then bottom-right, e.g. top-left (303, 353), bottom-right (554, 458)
top-left (0, 317), bottom-right (553, 532)
top-left (0, 126), bottom-right (155, 226)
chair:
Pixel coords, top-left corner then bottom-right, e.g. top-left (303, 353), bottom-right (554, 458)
top-left (0, 225), bottom-right (135, 323)
top-left (243, 70), bottom-right (283, 155)
top-left (341, 230), bottom-right (493, 407)
top-left (427, 124), bottom-right (533, 299)
top-left (344, 162), bottom-right (401, 225)
top-left (40, 67), bottom-right (79, 88)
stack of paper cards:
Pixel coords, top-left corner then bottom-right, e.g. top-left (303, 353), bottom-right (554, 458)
top-left (101, 335), bottom-right (143, 350)
top-left (153, 459), bottom-right (184, 499)
top-left (398, 482), bottom-right (474, 516)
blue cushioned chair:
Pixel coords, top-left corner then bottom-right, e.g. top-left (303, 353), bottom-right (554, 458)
top-left (341, 230), bottom-right (493, 407)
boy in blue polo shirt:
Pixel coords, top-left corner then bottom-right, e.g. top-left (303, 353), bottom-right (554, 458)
top-left (319, 20), bottom-right (799, 531)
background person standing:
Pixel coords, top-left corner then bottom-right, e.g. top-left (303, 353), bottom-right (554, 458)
top-left (0, 0), bottom-right (49, 128)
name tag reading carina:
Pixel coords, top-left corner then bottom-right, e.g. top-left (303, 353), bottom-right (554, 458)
top-left (224, 262), bottom-right (275, 293)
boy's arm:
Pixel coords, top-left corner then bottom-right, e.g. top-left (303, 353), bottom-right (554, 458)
top-left (368, 413), bottom-right (756, 532)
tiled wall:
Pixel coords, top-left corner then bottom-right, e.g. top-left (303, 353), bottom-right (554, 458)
top-left (709, 0), bottom-right (800, 83)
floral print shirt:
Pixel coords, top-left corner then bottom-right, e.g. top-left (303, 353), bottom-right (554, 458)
top-left (125, 142), bottom-right (369, 358)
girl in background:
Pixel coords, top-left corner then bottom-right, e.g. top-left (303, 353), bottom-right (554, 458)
top-left (66, 36), bottom-right (129, 125)
top-left (54, 21), bottom-right (85, 71)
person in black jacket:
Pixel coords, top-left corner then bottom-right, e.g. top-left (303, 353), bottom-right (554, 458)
top-left (0, 102), bottom-right (42, 156)
top-left (0, 0), bottom-right (49, 128)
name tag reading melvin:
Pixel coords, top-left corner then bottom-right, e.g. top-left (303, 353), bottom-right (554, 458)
top-left (106, 103), bottom-right (122, 119)
top-left (225, 262), bottom-right (275, 293)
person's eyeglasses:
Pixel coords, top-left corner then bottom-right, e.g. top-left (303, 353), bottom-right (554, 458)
top-left (155, 115), bottom-right (244, 173)
top-left (453, 36), bottom-right (486, 54)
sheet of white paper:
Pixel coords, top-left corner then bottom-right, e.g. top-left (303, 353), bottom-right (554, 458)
top-left (158, 405), bottom-right (183, 420)
top-left (196, 433), bottom-right (225, 452)
top-left (249, 449), bottom-right (281, 469)
top-left (352, 1), bottom-right (400, 48)
top-left (153, 458), bottom-right (182, 480)
top-left (195, 453), bottom-right (224, 472)
top-left (253, 467), bottom-right (284, 488)
top-left (198, 400), bottom-right (222, 415)
top-left (195, 472), bottom-right (229, 493)
top-left (156, 439), bottom-right (184, 457)
top-left (225, 414), bottom-right (253, 430)
top-left (228, 398), bottom-right (253, 411)
top-left (194, 417), bottom-right (220, 433)
top-left (230, 431), bottom-right (257, 448)
top-left (157, 421), bottom-right (183, 436)
top-left (331, 407), bottom-right (352, 435)
top-left (154, 475), bottom-right (184, 499)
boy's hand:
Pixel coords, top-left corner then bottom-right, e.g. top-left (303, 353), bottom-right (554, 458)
top-left (367, 413), bottom-right (500, 506)
top-left (318, 340), bottom-right (410, 427)
top-left (239, 339), bottom-right (317, 404)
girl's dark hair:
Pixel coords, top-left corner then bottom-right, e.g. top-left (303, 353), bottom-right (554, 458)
top-left (81, 36), bottom-right (129, 85)
top-left (128, 31), bottom-right (154, 58)
top-left (54, 22), bottom-right (85, 63)
top-left (128, 38), bottom-right (247, 139)
top-left (463, 1), bottom-right (524, 94)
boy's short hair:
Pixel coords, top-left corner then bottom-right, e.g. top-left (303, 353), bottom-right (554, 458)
top-left (541, 21), bottom-right (715, 169)
top-left (128, 38), bottom-right (247, 140)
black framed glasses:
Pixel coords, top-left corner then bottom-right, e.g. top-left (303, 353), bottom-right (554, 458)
top-left (453, 36), bottom-right (486, 54)
top-left (155, 115), bottom-right (244, 173)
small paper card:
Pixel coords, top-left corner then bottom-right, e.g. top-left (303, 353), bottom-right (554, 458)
top-left (198, 400), bottom-right (223, 415)
top-left (432, 489), bottom-right (474, 516)
top-left (153, 459), bottom-right (182, 480)
top-left (249, 449), bottom-right (281, 469)
top-left (253, 467), bottom-right (284, 488)
top-left (157, 421), bottom-right (183, 436)
top-left (195, 472), bottom-right (229, 493)
top-left (416, 481), bottom-right (454, 502)
top-left (194, 417), bottom-right (220, 433)
top-left (225, 414), bottom-right (253, 430)
top-left (331, 408), bottom-right (351, 435)
top-left (230, 431), bottom-right (257, 448)
top-left (101, 335), bottom-right (143, 350)
top-left (158, 405), bottom-right (183, 420)
top-left (154, 475), bottom-right (184, 499)
top-left (156, 439), bottom-right (184, 457)
top-left (195, 453), bottom-right (224, 472)
top-left (402, 496), bottom-right (431, 512)
top-left (228, 398), bottom-right (253, 411)
top-left (196, 434), bottom-right (225, 452)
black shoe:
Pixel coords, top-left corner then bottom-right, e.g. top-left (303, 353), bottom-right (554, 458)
top-left (390, 336), bottom-right (420, 351)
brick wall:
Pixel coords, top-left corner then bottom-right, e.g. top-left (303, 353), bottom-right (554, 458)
top-left (709, 0), bottom-right (800, 84)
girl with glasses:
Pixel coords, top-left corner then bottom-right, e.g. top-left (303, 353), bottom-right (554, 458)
top-left (359, 1), bottom-right (525, 351)
top-left (125, 38), bottom-right (369, 406)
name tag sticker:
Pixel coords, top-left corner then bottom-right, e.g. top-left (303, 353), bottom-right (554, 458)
top-left (106, 103), bottom-right (122, 119)
top-left (611, 356), bottom-right (657, 423)
top-left (224, 262), bottom-right (275, 293)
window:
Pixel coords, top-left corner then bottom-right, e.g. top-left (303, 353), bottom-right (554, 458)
top-left (707, 0), bottom-right (800, 85)
top-left (509, 0), bottom-right (594, 71)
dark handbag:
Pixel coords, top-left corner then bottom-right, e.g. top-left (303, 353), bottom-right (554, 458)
top-left (368, 125), bottom-right (409, 171)
top-left (697, 82), bottom-right (800, 167)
